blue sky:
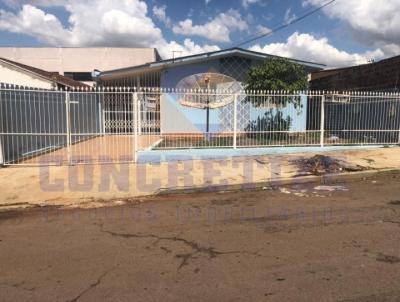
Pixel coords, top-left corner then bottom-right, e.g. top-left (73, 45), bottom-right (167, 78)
top-left (155, 1), bottom-right (341, 48)
top-left (0, 0), bottom-right (399, 67)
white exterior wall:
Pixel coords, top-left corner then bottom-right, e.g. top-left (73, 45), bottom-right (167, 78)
top-left (0, 63), bottom-right (53, 89)
top-left (0, 47), bottom-right (157, 75)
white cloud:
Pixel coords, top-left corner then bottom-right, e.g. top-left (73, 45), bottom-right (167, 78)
top-left (152, 4), bottom-right (171, 28)
top-left (159, 39), bottom-right (220, 59)
top-left (249, 32), bottom-right (385, 68)
top-left (64, 0), bottom-right (163, 47)
top-left (0, 0), bottom-right (219, 59)
top-left (284, 7), bottom-right (296, 24)
top-left (255, 25), bottom-right (271, 35)
top-left (0, 4), bottom-right (70, 45)
top-left (242, 0), bottom-right (260, 9)
top-left (172, 9), bottom-right (248, 43)
top-left (304, 0), bottom-right (400, 56)
top-left (2, 0), bottom-right (67, 8)
top-left (0, 0), bottom-right (164, 47)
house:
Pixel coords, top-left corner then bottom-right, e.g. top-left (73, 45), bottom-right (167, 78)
top-left (0, 47), bottom-right (160, 85)
top-left (97, 47), bottom-right (325, 136)
top-left (310, 55), bottom-right (400, 91)
top-left (0, 57), bottom-right (88, 89)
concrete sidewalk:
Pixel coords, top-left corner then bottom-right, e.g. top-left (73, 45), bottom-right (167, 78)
top-left (0, 147), bottom-right (399, 209)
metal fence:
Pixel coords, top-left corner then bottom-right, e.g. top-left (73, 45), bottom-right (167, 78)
top-left (0, 86), bottom-right (399, 166)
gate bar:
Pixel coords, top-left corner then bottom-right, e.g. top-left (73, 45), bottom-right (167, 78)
top-left (320, 94), bottom-right (325, 148)
top-left (233, 93), bottom-right (238, 149)
top-left (65, 91), bottom-right (71, 164)
top-left (0, 138), bottom-right (3, 166)
top-left (133, 92), bottom-right (138, 162)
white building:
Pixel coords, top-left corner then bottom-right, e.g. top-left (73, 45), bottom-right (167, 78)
top-left (0, 57), bottom-right (87, 89)
top-left (0, 47), bottom-right (160, 85)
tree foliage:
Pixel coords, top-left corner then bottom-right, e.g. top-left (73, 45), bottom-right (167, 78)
top-left (244, 58), bottom-right (308, 108)
top-left (244, 58), bottom-right (309, 92)
top-left (243, 58), bottom-right (306, 138)
top-left (245, 110), bottom-right (292, 141)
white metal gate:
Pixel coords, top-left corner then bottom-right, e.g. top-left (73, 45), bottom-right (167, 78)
top-left (0, 87), bottom-right (153, 165)
top-left (1, 86), bottom-right (399, 166)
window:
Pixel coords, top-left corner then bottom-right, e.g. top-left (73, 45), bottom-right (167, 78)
top-left (64, 72), bottom-right (93, 81)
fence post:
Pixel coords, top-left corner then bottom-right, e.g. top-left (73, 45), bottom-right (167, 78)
top-left (398, 118), bottom-right (400, 145)
top-left (398, 92), bottom-right (400, 145)
top-left (320, 94), bottom-right (325, 148)
top-left (0, 138), bottom-right (3, 166)
top-left (398, 124), bottom-right (400, 145)
top-left (65, 91), bottom-right (71, 164)
top-left (398, 129), bottom-right (400, 145)
top-left (138, 92), bottom-right (142, 136)
top-left (233, 93), bottom-right (238, 149)
top-left (133, 91), bottom-right (138, 162)
top-left (100, 91), bottom-right (105, 135)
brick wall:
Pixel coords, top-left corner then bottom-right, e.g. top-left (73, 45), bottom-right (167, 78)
top-left (310, 55), bottom-right (400, 91)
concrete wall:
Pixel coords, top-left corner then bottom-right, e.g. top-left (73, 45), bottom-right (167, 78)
top-left (0, 47), bottom-right (157, 75)
top-left (0, 63), bottom-right (53, 89)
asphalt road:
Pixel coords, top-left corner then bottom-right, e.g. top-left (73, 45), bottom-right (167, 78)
top-left (1, 171), bottom-right (400, 302)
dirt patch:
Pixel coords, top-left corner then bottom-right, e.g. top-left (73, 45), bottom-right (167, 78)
top-left (294, 155), bottom-right (367, 176)
top-left (362, 158), bottom-right (376, 164)
top-left (388, 200), bottom-right (400, 206)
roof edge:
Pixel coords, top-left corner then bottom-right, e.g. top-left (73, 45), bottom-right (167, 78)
top-left (0, 57), bottom-right (89, 87)
top-left (99, 47), bottom-right (326, 81)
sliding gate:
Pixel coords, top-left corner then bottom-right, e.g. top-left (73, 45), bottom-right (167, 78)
top-left (0, 87), bottom-right (161, 166)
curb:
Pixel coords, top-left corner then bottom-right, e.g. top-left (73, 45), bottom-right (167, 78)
top-left (156, 168), bottom-right (400, 196)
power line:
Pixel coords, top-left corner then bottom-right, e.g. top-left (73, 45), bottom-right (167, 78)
top-left (234, 0), bottom-right (337, 48)
top-left (237, 6), bottom-right (324, 46)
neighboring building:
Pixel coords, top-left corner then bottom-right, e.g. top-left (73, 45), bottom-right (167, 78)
top-left (310, 55), bottom-right (400, 91)
top-left (98, 47), bottom-right (324, 135)
top-left (0, 47), bottom-right (160, 85)
top-left (0, 57), bottom-right (88, 89)
top-left (0, 58), bottom-right (93, 165)
top-left (308, 55), bottom-right (400, 143)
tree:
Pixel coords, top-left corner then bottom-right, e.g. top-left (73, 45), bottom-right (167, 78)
top-left (245, 58), bottom-right (308, 92)
top-left (243, 58), bottom-right (307, 140)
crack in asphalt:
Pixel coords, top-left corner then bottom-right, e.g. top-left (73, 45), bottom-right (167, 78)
top-left (338, 290), bottom-right (400, 302)
top-left (383, 219), bottom-right (400, 225)
top-left (102, 229), bottom-right (258, 270)
top-left (65, 271), bottom-right (108, 302)
top-left (11, 281), bottom-right (36, 292)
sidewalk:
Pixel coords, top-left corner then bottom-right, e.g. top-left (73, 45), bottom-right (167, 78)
top-left (0, 147), bottom-right (399, 209)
